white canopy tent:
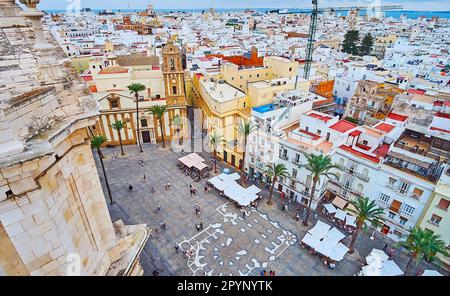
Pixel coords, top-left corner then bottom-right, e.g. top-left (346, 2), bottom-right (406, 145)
top-left (186, 153), bottom-right (204, 163)
top-left (334, 209), bottom-right (347, 221)
top-left (328, 243), bottom-right (349, 262)
top-left (208, 174), bottom-right (261, 206)
top-left (301, 233), bottom-right (322, 249)
top-left (323, 203), bottom-right (337, 214)
top-left (179, 153), bottom-right (207, 170)
top-left (380, 260), bottom-right (403, 276)
top-left (345, 215), bottom-right (356, 227)
top-left (322, 227), bottom-right (346, 245)
top-left (308, 220), bottom-right (331, 240)
top-left (302, 221), bottom-right (349, 263)
top-left (360, 248), bottom-right (403, 276)
top-left (422, 269), bottom-right (443, 276)
top-left (369, 249), bottom-right (389, 262)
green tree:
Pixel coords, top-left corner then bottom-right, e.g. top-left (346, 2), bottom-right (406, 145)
top-left (396, 227), bottom-right (449, 276)
top-left (359, 33), bottom-right (374, 56)
top-left (172, 115), bottom-right (183, 144)
top-left (111, 120), bottom-right (125, 156)
top-left (342, 30), bottom-right (360, 55)
top-left (299, 153), bottom-right (339, 226)
top-left (344, 116), bottom-right (359, 125)
top-left (209, 131), bottom-right (224, 173)
top-left (91, 136), bottom-right (113, 205)
top-left (236, 119), bottom-right (257, 185)
top-left (264, 163), bottom-right (290, 206)
top-left (148, 105), bottom-right (168, 148)
top-left (127, 83), bottom-right (146, 153)
top-left (346, 197), bottom-right (385, 254)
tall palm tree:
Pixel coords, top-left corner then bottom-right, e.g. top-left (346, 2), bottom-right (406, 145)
top-left (396, 226), bottom-right (448, 276)
top-left (264, 163), bottom-right (290, 206)
top-left (299, 153), bottom-right (339, 226)
top-left (111, 120), bottom-right (125, 156)
top-left (236, 119), bottom-right (257, 184)
top-left (346, 197), bottom-right (385, 254)
top-left (127, 83), bottom-right (146, 153)
top-left (91, 136), bottom-right (113, 205)
top-left (172, 114), bottom-right (183, 144)
top-left (148, 105), bottom-right (168, 148)
top-left (209, 131), bottom-right (223, 173)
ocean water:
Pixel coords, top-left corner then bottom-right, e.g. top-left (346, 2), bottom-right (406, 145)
top-left (44, 8), bottom-right (450, 19)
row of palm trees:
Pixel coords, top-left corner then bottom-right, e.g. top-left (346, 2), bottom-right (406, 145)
top-left (107, 83), bottom-right (171, 158)
top-left (94, 97), bottom-right (448, 275)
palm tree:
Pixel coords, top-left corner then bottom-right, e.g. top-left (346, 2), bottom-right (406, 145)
top-left (111, 120), bottom-right (125, 156)
top-left (396, 226), bottom-right (448, 276)
top-left (209, 131), bottom-right (224, 173)
top-left (264, 163), bottom-right (290, 206)
top-left (346, 197), bottom-right (385, 254)
top-left (91, 136), bottom-right (113, 205)
top-left (172, 115), bottom-right (183, 144)
top-left (148, 105), bottom-right (168, 148)
top-left (127, 83), bottom-right (146, 153)
top-left (299, 153), bottom-right (339, 226)
top-left (236, 119), bottom-right (257, 184)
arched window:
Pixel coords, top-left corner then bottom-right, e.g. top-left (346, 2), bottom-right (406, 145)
top-left (356, 184), bottom-right (364, 194)
top-left (362, 168), bottom-right (369, 179)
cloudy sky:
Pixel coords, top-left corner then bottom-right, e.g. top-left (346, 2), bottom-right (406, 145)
top-left (37, 0), bottom-right (450, 11)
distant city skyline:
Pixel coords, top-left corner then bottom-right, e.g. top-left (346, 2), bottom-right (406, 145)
top-left (34, 1), bottom-right (450, 11)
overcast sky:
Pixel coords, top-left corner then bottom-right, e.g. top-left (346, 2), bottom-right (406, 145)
top-left (37, 0), bottom-right (450, 11)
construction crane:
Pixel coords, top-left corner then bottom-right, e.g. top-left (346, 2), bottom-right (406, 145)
top-left (302, 1), bottom-right (403, 80)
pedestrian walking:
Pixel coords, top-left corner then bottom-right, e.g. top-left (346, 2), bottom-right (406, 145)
top-left (128, 184), bottom-right (133, 191)
top-left (383, 244), bottom-right (388, 251)
top-left (255, 201), bottom-right (258, 210)
top-left (263, 270), bottom-right (267, 276)
top-left (160, 221), bottom-right (166, 230)
top-left (151, 186), bottom-right (155, 193)
top-left (269, 270), bottom-right (273, 276)
top-left (175, 245), bottom-right (179, 253)
top-left (166, 182), bottom-right (171, 190)
top-left (152, 269), bottom-right (159, 276)
top-left (204, 186), bottom-right (208, 192)
top-left (190, 189), bottom-right (193, 196)
top-left (193, 189), bottom-right (197, 196)
top-left (242, 211), bottom-right (246, 219)
top-left (156, 204), bottom-right (161, 213)
top-left (143, 174), bottom-right (146, 180)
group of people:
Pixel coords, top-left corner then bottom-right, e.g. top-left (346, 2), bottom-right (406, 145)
top-left (259, 270), bottom-right (276, 276)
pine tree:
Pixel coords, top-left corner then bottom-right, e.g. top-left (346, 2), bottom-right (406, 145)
top-left (359, 33), bottom-right (374, 56)
top-left (342, 30), bottom-right (360, 56)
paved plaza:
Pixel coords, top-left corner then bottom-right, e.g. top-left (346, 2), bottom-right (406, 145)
top-left (94, 144), bottom-right (447, 276)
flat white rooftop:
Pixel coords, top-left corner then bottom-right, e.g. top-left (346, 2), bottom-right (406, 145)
top-left (201, 79), bottom-right (246, 103)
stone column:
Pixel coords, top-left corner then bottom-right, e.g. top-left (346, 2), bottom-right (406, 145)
top-left (19, 0), bottom-right (64, 83)
top-left (0, 0), bottom-right (26, 27)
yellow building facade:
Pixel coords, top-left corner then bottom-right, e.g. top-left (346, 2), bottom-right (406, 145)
top-left (418, 170), bottom-right (450, 269)
top-left (191, 56), bottom-right (304, 169)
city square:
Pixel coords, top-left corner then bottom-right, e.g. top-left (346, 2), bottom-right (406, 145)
top-left (96, 144), bottom-right (447, 276)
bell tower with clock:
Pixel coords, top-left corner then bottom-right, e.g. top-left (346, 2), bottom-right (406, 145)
top-left (162, 39), bottom-right (187, 107)
top-left (161, 39), bottom-right (188, 138)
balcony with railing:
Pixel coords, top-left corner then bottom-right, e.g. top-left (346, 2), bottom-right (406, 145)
top-left (341, 166), bottom-right (370, 182)
top-left (279, 153), bottom-right (289, 161)
top-left (383, 152), bottom-right (443, 184)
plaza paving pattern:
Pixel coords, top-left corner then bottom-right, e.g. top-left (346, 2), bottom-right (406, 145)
top-left (94, 144), bottom-right (448, 276)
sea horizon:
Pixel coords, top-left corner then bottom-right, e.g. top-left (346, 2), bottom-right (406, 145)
top-left (43, 8), bottom-right (450, 19)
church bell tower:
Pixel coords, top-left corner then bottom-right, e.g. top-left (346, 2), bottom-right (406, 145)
top-left (162, 39), bottom-right (187, 107)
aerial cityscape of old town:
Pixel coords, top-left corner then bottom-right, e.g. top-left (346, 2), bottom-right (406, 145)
top-left (0, 0), bottom-right (449, 278)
